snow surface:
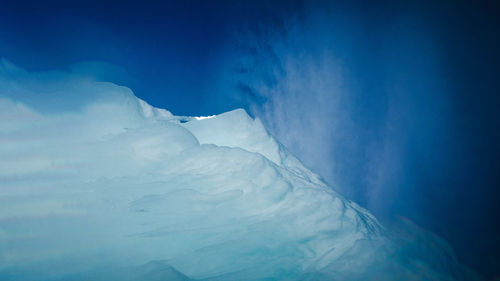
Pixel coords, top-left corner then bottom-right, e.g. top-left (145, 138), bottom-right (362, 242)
top-left (0, 62), bottom-right (479, 280)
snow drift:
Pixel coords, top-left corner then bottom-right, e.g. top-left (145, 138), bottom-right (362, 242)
top-left (0, 60), bottom-right (478, 280)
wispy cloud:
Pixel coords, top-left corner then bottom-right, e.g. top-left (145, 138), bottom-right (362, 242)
top-left (221, 3), bottom-right (449, 221)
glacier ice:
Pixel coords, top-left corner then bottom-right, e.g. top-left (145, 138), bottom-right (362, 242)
top-left (0, 61), bottom-right (479, 280)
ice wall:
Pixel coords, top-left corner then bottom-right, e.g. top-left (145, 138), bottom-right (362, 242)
top-left (0, 61), bottom-right (479, 280)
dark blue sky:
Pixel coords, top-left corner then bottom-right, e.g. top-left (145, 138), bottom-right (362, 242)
top-left (1, 0), bottom-right (499, 278)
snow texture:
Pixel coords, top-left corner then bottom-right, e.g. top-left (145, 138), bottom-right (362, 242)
top-left (0, 60), bottom-right (479, 280)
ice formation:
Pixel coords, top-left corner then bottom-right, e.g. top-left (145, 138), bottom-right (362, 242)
top-left (0, 60), bottom-right (478, 280)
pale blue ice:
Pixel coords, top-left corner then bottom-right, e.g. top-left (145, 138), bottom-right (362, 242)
top-left (0, 60), bottom-right (478, 280)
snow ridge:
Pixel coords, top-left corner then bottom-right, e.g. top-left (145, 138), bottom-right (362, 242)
top-left (0, 64), bottom-right (479, 281)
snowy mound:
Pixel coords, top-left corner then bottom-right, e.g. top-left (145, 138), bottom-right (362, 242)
top-left (0, 61), bottom-right (478, 280)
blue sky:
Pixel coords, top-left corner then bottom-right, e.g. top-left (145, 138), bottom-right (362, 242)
top-left (1, 0), bottom-right (499, 278)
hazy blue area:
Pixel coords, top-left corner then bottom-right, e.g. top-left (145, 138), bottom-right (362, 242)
top-left (1, 0), bottom-right (499, 278)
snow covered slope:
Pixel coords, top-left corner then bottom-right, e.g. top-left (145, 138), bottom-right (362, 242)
top-left (0, 63), bottom-right (479, 280)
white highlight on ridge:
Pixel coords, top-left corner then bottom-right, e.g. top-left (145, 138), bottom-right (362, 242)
top-left (194, 115), bottom-right (216, 120)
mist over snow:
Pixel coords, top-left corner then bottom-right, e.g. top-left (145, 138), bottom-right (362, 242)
top-left (216, 4), bottom-right (451, 220)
